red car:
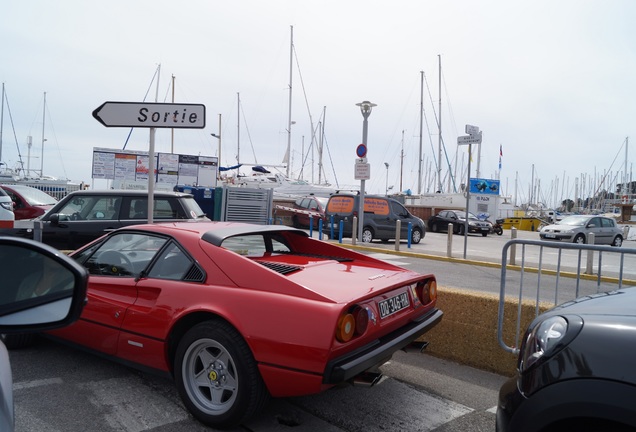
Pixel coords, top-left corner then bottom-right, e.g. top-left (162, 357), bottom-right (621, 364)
top-left (46, 222), bottom-right (442, 428)
top-left (291, 195), bottom-right (329, 228)
top-left (1, 184), bottom-right (57, 220)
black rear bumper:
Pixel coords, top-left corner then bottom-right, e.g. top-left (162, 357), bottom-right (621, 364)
top-left (323, 308), bottom-right (443, 384)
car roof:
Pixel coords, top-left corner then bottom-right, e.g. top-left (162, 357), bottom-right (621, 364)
top-left (64, 189), bottom-right (193, 198)
top-left (118, 221), bottom-right (309, 246)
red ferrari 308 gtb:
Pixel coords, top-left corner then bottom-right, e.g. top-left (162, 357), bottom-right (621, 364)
top-left (45, 222), bottom-right (442, 428)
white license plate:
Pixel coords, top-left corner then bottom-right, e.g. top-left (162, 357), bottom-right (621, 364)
top-left (378, 292), bottom-right (410, 319)
top-left (544, 233), bottom-right (556, 238)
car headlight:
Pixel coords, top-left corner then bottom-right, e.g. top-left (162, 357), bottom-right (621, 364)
top-left (519, 315), bottom-right (582, 372)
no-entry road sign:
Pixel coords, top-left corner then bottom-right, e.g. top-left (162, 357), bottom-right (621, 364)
top-left (93, 101), bottom-right (206, 128)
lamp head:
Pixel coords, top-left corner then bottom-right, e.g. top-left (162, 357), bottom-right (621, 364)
top-left (356, 100), bottom-right (377, 117)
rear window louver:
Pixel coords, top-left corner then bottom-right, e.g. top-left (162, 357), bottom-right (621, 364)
top-left (258, 261), bottom-right (302, 275)
top-left (184, 266), bottom-right (205, 282)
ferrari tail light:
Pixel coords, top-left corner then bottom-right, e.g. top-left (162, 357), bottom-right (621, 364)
top-left (413, 279), bottom-right (437, 305)
top-left (352, 306), bottom-right (368, 335)
top-left (336, 313), bottom-right (355, 342)
top-left (336, 305), bottom-right (370, 343)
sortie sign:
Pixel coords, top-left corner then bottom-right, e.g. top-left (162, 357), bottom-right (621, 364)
top-left (92, 101), bottom-right (206, 129)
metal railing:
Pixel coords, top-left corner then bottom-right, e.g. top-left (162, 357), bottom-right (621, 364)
top-left (497, 239), bottom-right (636, 355)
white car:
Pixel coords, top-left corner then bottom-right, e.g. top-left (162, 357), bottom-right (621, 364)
top-left (0, 187), bottom-right (14, 227)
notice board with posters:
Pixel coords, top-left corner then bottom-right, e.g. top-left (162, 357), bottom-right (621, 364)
top-left (92, 147), bottom-right (218, 187)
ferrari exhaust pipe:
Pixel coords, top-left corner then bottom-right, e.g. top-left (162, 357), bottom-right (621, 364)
top-left (351, 371), bottom-right (383, 387)
top-left (401, 341), bottom-right (429, 354)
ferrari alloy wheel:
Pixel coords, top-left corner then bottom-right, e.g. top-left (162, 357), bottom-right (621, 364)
top-left (361, 227), bottom-right (374, 243)
top-left (175, 320), bottom-right (269, 428)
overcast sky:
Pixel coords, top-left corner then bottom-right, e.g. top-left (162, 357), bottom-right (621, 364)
top-left (1, 1), bottom-right (635, 205)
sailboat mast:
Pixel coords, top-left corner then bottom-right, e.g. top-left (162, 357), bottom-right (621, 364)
top-left (318, 106), bottom-right (325, 184)
top-left (285, 25), bottom-right (294, 178)
top-left (418, 71), bottom-right (423, 195)
top-left (171, 74), bottom-right (175, 153)
top-left (437, 55), bottom-right (442, 193)
top-left (401, 129), bottom-right (405, 193)
top-left (40, 91), bottom-right (46, 177)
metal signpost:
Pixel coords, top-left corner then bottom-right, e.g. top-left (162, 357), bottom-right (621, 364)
top-left (92, 101), bottom-right (206, 222)
top-left (354, 101), bottom-right (376, 243)
top-left (457, 125), bottom-right (482, 259)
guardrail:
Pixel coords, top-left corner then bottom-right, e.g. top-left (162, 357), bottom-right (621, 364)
top-left (497, 239), bottom-right (636, 356)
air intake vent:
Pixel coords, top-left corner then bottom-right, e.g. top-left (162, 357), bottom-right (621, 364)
top-left (258, 261), bottom-right (302, 275)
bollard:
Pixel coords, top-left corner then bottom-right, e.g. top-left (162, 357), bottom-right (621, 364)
top-left (624, 225), bottom-right (631, 240)
top-left (407, 222), bottom-right (412, 249)
top-left (446, 223), bottom-right (453, 257)
top-left (33, 220), bottom-right (43, 243)
top-left (351, 216), bottom-right (357, 245)
top-left (339, 220), bottom-right (345, 243)
top-left (585, 232), bottom-right (595, 275)
top-left (395, 220), bottom-right (401, 251)
top-left (510, 227), bottom-right (517, 266)
top-left (309, 215), bottom-right (313, 237)
top-left (329, 215), bottom-right (335, 239)
top-left (318, 218), bottom-right (323, 240)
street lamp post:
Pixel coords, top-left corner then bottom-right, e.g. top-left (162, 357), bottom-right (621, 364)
top-left (355, 100), bottom-right (376, 242)
top-left (384, 162), bottom-right (389, 196)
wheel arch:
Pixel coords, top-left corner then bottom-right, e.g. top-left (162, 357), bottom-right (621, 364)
top-left (506, 379), bottom-right (636, 432)
top-left (166, 311), bottom-right (239, 375)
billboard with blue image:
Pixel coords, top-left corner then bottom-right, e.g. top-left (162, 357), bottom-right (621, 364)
top-left (469, 178), bottom-right (500, 195)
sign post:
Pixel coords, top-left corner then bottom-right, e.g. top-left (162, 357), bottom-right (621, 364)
top-left (93, 101), bottom-right (206, 223)
top-left (457, 126), bottom-right (483, 259)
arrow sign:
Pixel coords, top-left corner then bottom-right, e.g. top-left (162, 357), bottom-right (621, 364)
top-left (457, 133), bottom-right (482, 145)
top-left (92, 101), bottom-right (206, 128)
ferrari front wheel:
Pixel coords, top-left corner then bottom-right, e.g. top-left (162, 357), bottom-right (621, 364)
top-left (174, 320), bottom-right (269, 428)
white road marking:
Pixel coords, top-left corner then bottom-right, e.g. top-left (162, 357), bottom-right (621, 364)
top-left (79, 377), bottom-right (188, 432)
top-left (293, 378), bottom-right (473, 431)
top-left (13, 378), bottom-right (63, 391)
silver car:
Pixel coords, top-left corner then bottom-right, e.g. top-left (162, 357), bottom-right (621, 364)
top-left (539, 214), bottom-right (624, 246)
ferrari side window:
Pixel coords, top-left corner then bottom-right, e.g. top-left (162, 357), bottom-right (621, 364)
top-left (148, 243), bottom-right (192, 280)
top-left (84, 233), bottom-right (167, 277)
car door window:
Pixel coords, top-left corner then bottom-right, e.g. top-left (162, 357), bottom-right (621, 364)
top-left (83, 233), bottom-right (167, 277)
top-left (53, 195), bottom-right (119, 221)
top-left (126, 198), bottom-right (187, 220)
top-left (148, 243), bottom-right (193, 280)
top-left (601, 218), bottom-right (614, 228)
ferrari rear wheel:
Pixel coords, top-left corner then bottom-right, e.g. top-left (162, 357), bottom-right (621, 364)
top-left (174, 320), bottom-right (269, 428)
